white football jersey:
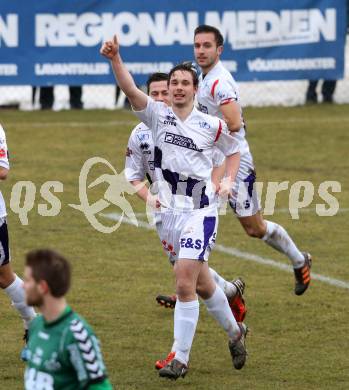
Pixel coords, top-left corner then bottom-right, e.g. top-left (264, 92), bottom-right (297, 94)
top-left (124, 123), bottom-right (156, 184)
top-left (134, 97), bottom-right (239, 211)
top-left (0, 124), bottom-right (9, 218)
top-left (197, 61), bottom-right (250, 156)
top-left (124, 122), bottom-right (225, 185)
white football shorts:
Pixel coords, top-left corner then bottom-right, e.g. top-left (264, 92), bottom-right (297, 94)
top-left (156, 207), bottom-right (218, 264)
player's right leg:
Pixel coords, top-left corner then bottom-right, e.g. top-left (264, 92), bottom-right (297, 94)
top-left (0, 218), bottom-right (36, 360)
top-left (158, 258), bottom-right (201, 380)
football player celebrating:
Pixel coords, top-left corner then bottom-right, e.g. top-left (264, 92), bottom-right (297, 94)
top-left (101, 36), bottom-right (247, 380)
top-left (194, 25), bottom-right (312, 295)
top-left (124, 73), bottom-right (247, 370)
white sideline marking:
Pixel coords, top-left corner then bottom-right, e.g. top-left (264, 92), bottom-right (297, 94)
top-left (100, 212), bottom-right (349, 290)
top-left (110, 208), bottom-right (349, 218)
top-left (274, 207), bottom-right (349, 214)
top-left (5, 120), bottom-right (138, 128)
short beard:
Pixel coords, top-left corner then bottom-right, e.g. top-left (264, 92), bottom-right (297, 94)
top-left (26, 295), bottom-right (43, 307)
top-left (200, 57), bottom-right (216, 72)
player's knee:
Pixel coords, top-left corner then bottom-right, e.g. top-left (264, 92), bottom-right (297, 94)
top-left (244, 224), bottom-right (265, 239)
top-left (0, 273), bottom-right (10, 288)
top-left (176, 279), bottom-right (195, 299)
top-left (0, 265), bottom-right (15, 288)
top-left (196, 283), bottom-right (205, 298)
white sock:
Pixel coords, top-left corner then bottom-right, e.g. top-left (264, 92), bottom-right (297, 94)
top-left (209, 267), bottom-right (237, 298)
top-left (173, 299), bottom-right (199, 365)
top-left (262, 221), bottom-right (305, 268)
top-left (203, 286), bottom-right (240, 340)
top-left (4, 275), bottom-right (36, 329)
top-left (171, 341), bottom-right (177, 353)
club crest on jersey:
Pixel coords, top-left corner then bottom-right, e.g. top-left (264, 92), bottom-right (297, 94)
top-left (198, 102), bottom-right (208, 114)
top-left (164, 132), bottom-right (203, 152)
top-left (136, 132), bottom-right (149, 142)
top-left (199, 121), bottom-right (210, 129)
top-left (164, 115), bottom-right (177, 126)
top-left (217, 91), bottom-right (227, 100)
top-left (148, 161), bottom-right (155, 170)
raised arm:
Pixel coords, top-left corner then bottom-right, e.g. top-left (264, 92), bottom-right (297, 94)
top-left (100, 35), bottom-right (147, 111)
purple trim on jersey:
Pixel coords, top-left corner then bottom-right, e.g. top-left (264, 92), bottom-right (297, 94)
top-left (199, 186), bottom-right (209, 209)
top-left (162, 169), bottom-right (179, 194)
top-left (154, 146), bottom-right (162, 168)
top-left (162, 170), bottom-right (209, 209)
top-left (185, 177), bottom-right (200, 197)
top-left (0, 219), bottom-right (10, 266)
top-left (198, 216), bottom-right (216, 260)
top-left (243, 169), bottom-right (257, 197)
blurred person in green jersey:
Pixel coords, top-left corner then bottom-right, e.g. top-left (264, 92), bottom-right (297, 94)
top-left (23, 249), bottom-right (112, 390)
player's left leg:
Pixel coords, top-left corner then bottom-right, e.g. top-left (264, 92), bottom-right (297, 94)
top-left (238, 211), bottom-right (312, 295)
top-left (196, 262), bottom-right (247, 370)
top-left (0, 217), bottom-right (36, 360)
top-left (156, 269), bottom-right (245, 314)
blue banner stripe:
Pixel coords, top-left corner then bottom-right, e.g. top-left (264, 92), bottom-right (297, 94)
top-left (0, 0), bottom-right (346, 85)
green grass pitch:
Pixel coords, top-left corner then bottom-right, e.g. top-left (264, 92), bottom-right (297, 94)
top-left (0, 103), bottom-right (348, 389)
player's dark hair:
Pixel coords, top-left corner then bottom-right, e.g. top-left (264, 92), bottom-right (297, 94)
top-left (168, 63), bottom-right (199, 88)
top-left (146, 72), bottom-right (169, 94)
top-left (194, 25), bottom-right (224, 47)
top-left (26, 249), bottom-right (71, 298)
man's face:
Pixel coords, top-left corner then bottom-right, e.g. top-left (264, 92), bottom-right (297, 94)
top-left (149, 80), bottom-right (170, 105)
top-left (23, 267), bottom-right (44, 307)
top-left (168, 70), bottom-right (197, 108)
top-left (194, 32), bottom-right (222, 71)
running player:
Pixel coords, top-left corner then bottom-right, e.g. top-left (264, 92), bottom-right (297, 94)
top-left (0, 123), bottom-right (36, 360)
top-left (23, 249), bottom-right (112, 389)
top-left (101, 36), bottom-right (247, 379)
top-left (124, 73), bottom-right (247, 369)
top-left (193, 25), bottom-right (312, 296)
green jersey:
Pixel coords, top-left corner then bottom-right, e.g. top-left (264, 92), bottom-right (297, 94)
top-left (25, 306), bottom-right (112, 390)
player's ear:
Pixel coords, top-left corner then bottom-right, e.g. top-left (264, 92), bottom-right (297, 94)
top-left (38, 280), bottom-right (49, 295)
top-left (193, 85), bottom-right (198, 99)
top-left (217, 45), bottom-right (223, 56)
